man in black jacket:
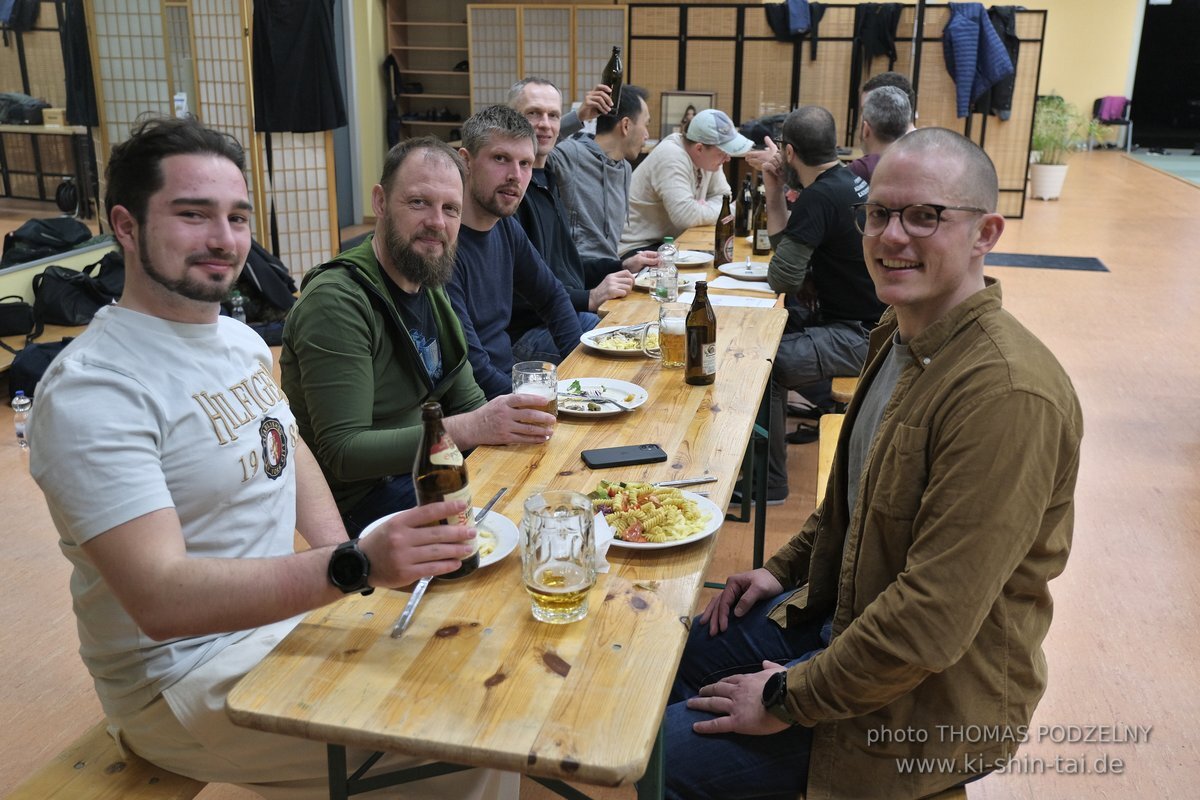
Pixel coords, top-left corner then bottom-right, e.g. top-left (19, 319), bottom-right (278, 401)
top-left (506, 77), bottom-right (635, 358)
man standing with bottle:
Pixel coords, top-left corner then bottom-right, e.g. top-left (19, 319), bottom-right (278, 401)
top-left (620, 108), bottom-right (754, 257)
top-left (505, 78), bottom-right (641, 357)
top-left (28, 117), bottom-right (517, 798)
top-left (282, 136), bottom-right (556, 536)
top-left (744, 105), bottom-right (884, 505)
top-left (548, 83), bottom-right (659, 276)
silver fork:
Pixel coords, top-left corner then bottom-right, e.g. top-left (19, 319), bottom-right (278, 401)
top-left (390, 487), bottom-right (507, 639)
top-left (583, 390), bottom-right (632, 411)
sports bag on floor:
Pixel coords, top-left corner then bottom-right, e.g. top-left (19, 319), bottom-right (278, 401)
top-left (32, 252), bottom-right (124, 326)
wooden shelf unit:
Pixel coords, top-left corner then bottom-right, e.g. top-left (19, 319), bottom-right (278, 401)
top-left (387, 0), bottom-right (471, 138)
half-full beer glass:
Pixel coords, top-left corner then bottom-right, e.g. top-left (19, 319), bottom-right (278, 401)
top-left (521, 490), bottom-right (596, 623)
top-left (642, 302), bottom-right (688, 368)
top-left (512, 361), bottom-right (558, 417)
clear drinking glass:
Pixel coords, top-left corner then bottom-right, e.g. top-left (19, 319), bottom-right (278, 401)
top-left (520, 490), bottom-right (596, 624)
top-left (512, 360), bottom-right (558, 417)
top-left (642, 302), bottom-right (688, 368)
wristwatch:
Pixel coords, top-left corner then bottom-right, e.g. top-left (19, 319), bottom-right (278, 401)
top-left (328, 539), bottom-right (374, 596)
top-left (761, 669), bottom-right (797, 726)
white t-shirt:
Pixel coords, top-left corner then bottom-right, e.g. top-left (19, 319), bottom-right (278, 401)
top-left (30, 306), bottom-right (299, 718)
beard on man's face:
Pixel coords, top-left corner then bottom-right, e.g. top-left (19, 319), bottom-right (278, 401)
top-left (470, 179), bottom-right (523, 220)
top-left (783, 160), bottom-right (803, 191)
top-left (139, 227), bottom-right (239, 303)
top-left (384, 219), bottom-right (457, 288)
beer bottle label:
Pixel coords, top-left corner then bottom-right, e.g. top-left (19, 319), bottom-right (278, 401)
top-left (755, 229), bottom-right (771, 251)
top-left (430, 435), bottom-right (463, 466)
top-left (722, 236), bottom-right (734, 261)
top-left (442, 484), bottom-right (476, 551)
top-left (702, 343), bottom-right (717, 375)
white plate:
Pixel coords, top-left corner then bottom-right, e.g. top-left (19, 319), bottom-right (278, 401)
top-left (718, 261), bottom-right (769, 281)
top-left (579, 325), bottom-right (653, 357)
top-left (557, 377), bottom-right (648, 418)
top-left (358, 507), bottom-right (518, 569)
top-left (633, 271), bottom-right (700, 292)
top-left (674, 249), bottom-right (714, 267)
top-left (604, 490), bottom-right (723, 550)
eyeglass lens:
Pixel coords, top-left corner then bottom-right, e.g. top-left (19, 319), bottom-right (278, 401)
top-left (856, 204), bottom-right (943, 238)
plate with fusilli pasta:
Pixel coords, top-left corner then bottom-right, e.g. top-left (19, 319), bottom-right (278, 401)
top-left (589, 481), bottom-right (722, 550)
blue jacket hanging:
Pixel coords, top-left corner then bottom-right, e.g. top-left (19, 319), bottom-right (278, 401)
top-left (943, 2), bottom-right (1015, 118)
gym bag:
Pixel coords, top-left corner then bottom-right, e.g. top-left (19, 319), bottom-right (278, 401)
top-left (32, 252), bottom-right (125, 326)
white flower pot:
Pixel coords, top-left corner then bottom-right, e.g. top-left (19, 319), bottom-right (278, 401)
top-left (1029, 163), bottom-right (1068, 200)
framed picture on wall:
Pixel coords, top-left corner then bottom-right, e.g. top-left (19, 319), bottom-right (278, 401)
top-left (661, 91), bottom-right (715, 139)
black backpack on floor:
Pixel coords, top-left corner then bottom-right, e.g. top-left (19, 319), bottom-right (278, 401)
top-left (1, 217), bottom-right (93, 267)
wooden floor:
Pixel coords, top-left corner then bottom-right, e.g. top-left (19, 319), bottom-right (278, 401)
top-left (2, 150), bottom-right (1197, 798)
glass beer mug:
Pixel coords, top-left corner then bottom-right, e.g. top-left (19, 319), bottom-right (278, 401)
top-left (520, 490), bottom-right (596, 624)
top-left (641, 302), bottom-right (688, 368)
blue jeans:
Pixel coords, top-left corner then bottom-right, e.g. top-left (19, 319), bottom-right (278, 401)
top-left (511, 312), bottom-right (600, 363)
top-left (768, 319), bottom-right (871, 490)
top-left (657, 592), bottom-right (832, 800)
top-left (341, 474), bottom-right (417, 538)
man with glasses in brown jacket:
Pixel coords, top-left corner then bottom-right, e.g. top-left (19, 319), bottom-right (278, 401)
top-left (658, 128), bottom-right (1083, 800)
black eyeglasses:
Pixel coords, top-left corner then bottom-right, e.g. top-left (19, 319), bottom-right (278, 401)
top-left (851, 202), bottom-right (989, 238)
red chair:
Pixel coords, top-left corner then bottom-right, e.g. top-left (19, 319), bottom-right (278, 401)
top-left (1091, 96), bottom-right (1133, 152)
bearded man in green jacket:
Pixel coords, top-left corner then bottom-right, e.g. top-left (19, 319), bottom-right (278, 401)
top-left (282, 137), bottom-right (555, 536)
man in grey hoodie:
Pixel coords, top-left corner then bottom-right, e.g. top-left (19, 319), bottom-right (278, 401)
top-left (548, 84), bottom-right (657, 276)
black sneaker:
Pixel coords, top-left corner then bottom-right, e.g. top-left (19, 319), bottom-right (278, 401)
top-left (729, 485), bottom-right (789, 506)
top-left (786, 423), bottom-right (818, 445)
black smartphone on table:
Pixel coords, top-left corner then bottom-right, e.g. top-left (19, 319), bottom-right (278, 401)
top-left (581, 443), bottom-right (668, 470)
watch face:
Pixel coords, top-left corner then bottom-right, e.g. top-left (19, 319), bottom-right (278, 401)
top-left (763, 670), bottom-right (786, 705)
top-left (331, 542), bottom-right (368, 590)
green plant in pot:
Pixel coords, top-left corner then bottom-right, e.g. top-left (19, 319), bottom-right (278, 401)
top-left (1029, 95), bottom-right (1102, 199)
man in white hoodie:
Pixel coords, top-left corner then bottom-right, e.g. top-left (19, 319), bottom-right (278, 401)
top-left (619, 108), bottom-right (753, 256)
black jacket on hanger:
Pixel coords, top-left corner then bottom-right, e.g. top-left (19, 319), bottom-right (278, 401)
top-left (252, 0), bottom-right (347, 132)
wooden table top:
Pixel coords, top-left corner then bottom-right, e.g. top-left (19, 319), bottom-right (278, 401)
top-left (226, 234), bottom-right (786, 788)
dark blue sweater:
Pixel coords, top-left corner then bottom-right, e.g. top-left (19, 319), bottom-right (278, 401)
top-left (447, 217), bottom-right (582, 398)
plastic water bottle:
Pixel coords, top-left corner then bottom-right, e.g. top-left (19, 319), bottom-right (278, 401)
top-left (655, 237), bottom-right (678, 302)
top-left (12, 391), bottom-right (32, 449)
top-left (230, 290), bottom-right (247, 324)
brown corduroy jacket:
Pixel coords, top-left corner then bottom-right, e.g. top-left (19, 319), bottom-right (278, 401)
top-left (765, 280), bottom-right (1083, 799)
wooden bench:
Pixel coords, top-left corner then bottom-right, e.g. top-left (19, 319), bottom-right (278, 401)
top-left (830, 376), bottom-right (859, 406)
top-left (802, 789), bottom-right (966, 800)
top-left (5, 720), bottom-right (207, 800)
top-left (816, 413), bottom-right (845, 504)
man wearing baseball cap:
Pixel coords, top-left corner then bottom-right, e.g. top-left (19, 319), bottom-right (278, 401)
top-left (619, 108), bottom-right (754, 256)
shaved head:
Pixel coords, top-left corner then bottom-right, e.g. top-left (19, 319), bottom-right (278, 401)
top-left (880, 128), bottom-right (999, 211)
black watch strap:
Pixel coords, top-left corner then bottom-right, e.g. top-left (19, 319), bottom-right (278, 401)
top-left (328, 539), bottom-right (374, 596)
top-left (762, 669), bottom-right (797, 726)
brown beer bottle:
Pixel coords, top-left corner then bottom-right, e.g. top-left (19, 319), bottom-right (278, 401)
top-left (752, 176), bottom-right (771, 256)
top-left (600, 46), bottom-right (623, 117)
top-left (685, 281), bottom-right (717, 386)
top-left (735, 176), bottom-right (753, 237)
top-left (714, 194), bottom-right (735, 266)
top-left (412, 401), bottom-right (477, 579)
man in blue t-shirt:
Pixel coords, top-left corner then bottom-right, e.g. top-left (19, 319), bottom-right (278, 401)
top-left (746, 106), bottom-right (887, 503)
top-left (447, 105), bottom-right (583, 399)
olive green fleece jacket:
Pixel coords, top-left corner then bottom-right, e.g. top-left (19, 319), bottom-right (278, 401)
top-left (765, 280), bottom-right (1083, 799)
top-left (280, 236), bottom-right (485, 512)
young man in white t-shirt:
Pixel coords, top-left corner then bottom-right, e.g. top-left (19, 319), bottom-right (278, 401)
top-left (29, 117), bottom-right (516, 799)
